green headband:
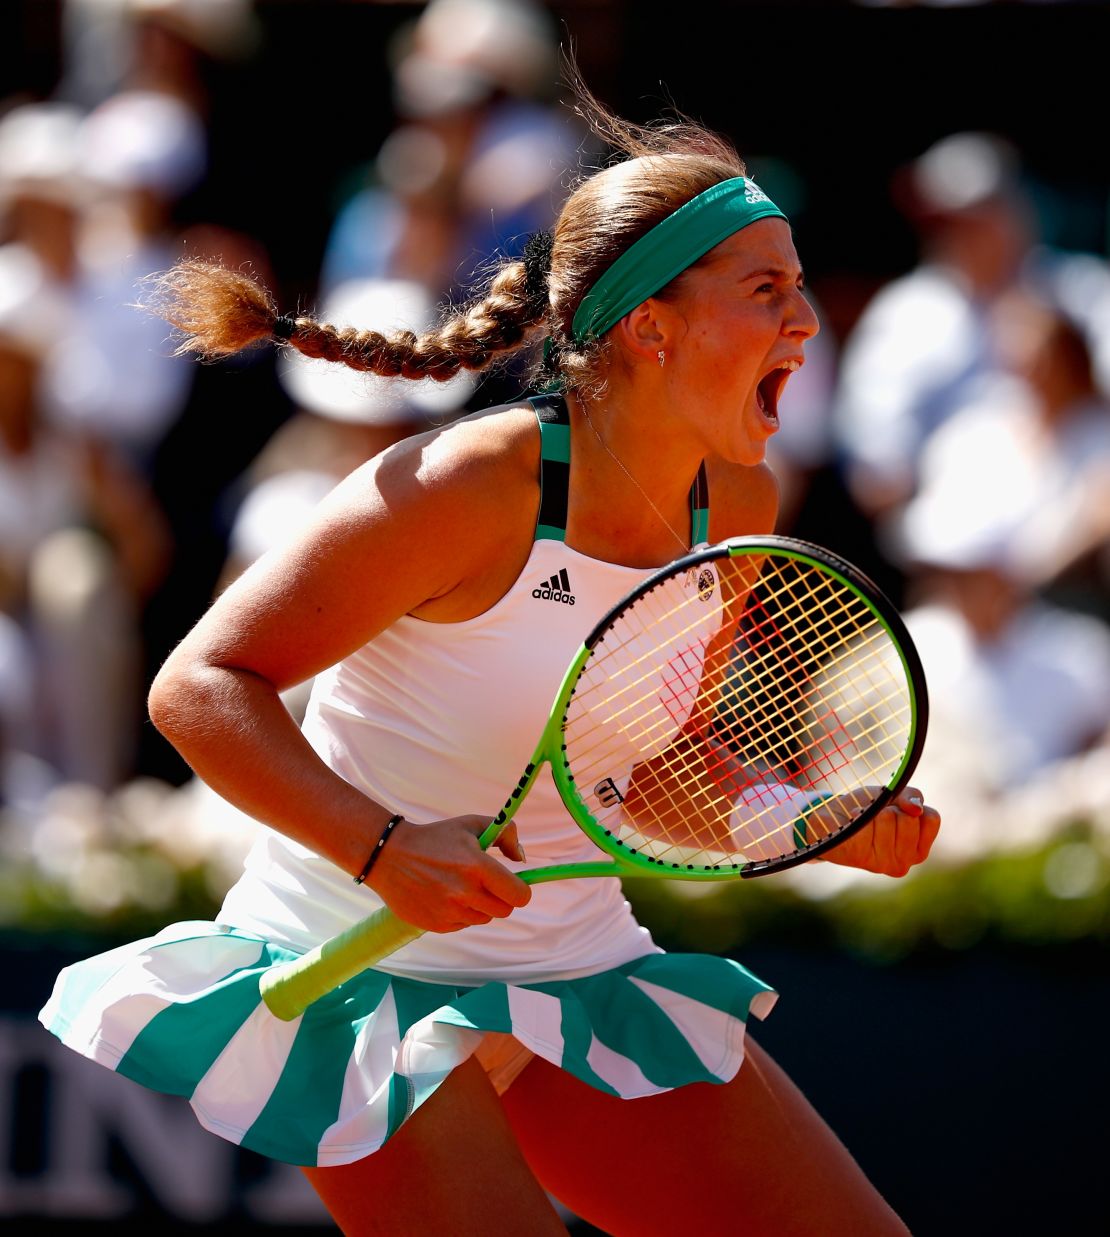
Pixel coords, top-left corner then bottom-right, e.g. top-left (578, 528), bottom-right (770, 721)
top-left (570, 176), bottom-right (787, 344)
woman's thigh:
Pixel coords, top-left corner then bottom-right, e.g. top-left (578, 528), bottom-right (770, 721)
top-left (302, 1055), bottom-right (568, 1237)
top-left (500, 1036), bottom-right (909, 1237)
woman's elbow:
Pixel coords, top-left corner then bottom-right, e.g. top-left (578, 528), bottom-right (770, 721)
top-left (147, 648), bottom-right (202, 742)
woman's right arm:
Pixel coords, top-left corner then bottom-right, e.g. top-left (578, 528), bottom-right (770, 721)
top-left (148, 421), bottom-right (532, 931)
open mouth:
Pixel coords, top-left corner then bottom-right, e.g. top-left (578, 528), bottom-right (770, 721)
top-left (755, 360), bottom-right (801, 426)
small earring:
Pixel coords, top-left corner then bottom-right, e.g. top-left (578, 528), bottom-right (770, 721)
top-left (657, 349), bottom-right (666, 368)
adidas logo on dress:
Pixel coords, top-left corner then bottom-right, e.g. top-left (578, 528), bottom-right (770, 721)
top-left (533, 568), bottom-right (576, 605)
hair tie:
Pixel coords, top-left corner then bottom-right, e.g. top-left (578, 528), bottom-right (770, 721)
top-left (522, 230), bottom-right (554, 309)
top-left (272, 315), bottom-right (298, 341)
top-left (535, 333), bottom-right (567, 393)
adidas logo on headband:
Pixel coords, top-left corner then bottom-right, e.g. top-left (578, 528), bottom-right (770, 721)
top-left (743, 178), bottom-right (772, 206)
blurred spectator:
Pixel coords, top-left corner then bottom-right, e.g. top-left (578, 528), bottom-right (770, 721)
top-left (995, 293), bottom-right (1110, 603)
top-left (320, 0), bottom-right (578, 309)
top-left (0, 101), bottom-right (86, 282)
top-left (0, 93), bottom-right (178, 563)
top-left (32, 89), bottom-right (202, 466)
top-left (834, 132), bottom-right (1035, 517)
top-left (45, 1), bottom-right (262, 473)
top-left (899, 560), bottom-right (1110, 861)
top-left (0, 607), bottom-right (38, 807)
top-left (893, 294), bottom-right (1110, 608)
top-left (0, 222), bottom-right (150, 791)
top-left (0, 90), bottom-right (203, 790)
top-left (0, 246), bottom-right (76, 606)
top-left (59, 0), bottom-right (260, 110)
top-left (13, 2), bottom-right (289, 786)
top-left (888, 354), bottom-right (1110, 858)
top-left (1027, 247), bottom-right (1110, 450)
top-left (901, 541), bottom-right (1110, 786)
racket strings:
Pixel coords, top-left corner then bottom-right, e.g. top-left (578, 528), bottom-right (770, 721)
top-left (687, 600), bottom-right (909, 823)
top-left (563, 556), bottom-right (913, 868)
top-left (717, 583), bottom-right (877, 753)
top-left (574, 569), bottom-right (896, 778)
top-left (585, 574), bottom-right (897, 768)
top-left (625, 651), bottom-right (891, 860)
top-left (568, 561), bottom-right (842, 748)
top-left (574, 559), bottom-right (866, 729)
top-left (716, 611), bottom-right (908, 790)
top-left (568, 563), bottom-right (855, 771)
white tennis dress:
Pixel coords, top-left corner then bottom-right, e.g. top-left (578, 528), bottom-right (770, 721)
top-left (39, 396), bottom-right (777, 1167)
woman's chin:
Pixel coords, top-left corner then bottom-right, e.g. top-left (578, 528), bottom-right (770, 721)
top-left (727, 405), bottom-right (778, 465)
top-left (726, 432), bottom-right (771, 468)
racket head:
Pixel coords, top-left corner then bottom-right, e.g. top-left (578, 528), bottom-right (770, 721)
top-left (541, 536), bottom-right (928, 880)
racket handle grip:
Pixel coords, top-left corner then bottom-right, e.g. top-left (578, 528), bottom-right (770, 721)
top-left (259, 907), bottom-right (424, 1021)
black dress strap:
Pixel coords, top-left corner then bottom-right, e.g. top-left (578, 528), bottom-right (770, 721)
top-left (529, 393), bottom-right (570, 542)
top-left (527, 393), bottom-right (710, 546)
top-left (690, 461), bottom-right (710, 545)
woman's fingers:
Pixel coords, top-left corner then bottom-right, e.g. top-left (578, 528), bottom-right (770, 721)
top-left (477, 857), bottom-right (532, 910)
top-left (437, 865), bottom-right (530, 929)
top-left (456, 818), bottom-right (532, 906)
top-left (452, 879), bottom-right (529, 926)
top-left (894, 787), bottom-right (924, 816)
top-left (457, 816), bottom-right (524, 859)
top-left (868, 805), bottom-right (928, 876)
top-left (823, 789), bottom-right (941, 876)
top-left (915, 805), bottom-right (942, 863)
top-left (887, 789), bottom-right (941, 871)
top-left (491, 821), bottom-right (527, 863)
top-left (369, 815), bottom-right (531, 931)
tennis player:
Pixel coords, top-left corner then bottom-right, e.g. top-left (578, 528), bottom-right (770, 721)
top-left (40, 90), bottom-right (940, 1235)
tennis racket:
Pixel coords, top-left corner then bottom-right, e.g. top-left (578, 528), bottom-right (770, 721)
top-left (260, 535), bottom-right (928, 1020)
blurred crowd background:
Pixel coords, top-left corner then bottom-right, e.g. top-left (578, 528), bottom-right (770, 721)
top-left (2, 1), bottom-right (1109, 1232)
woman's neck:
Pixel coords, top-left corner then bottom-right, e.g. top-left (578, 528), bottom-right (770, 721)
top-left (561, 387), bottom-right (704, 567)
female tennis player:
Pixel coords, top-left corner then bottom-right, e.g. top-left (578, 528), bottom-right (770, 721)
top-left (41, 87), bottom-right (940, 1235)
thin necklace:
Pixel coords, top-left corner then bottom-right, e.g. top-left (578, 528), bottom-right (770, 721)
top-left (580, 405), bottom-right (689, 555)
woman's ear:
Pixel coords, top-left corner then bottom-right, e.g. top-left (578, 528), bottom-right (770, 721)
top-left (612, 298), bottom-right (678, 366)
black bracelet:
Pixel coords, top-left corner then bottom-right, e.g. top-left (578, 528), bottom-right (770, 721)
top-left (353, 814), bottom-right (405, 884)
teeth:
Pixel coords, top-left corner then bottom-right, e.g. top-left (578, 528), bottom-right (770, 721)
top-left (781, 360), bottom-right (800, 372)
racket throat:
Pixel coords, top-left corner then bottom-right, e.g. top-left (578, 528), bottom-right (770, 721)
top-left (478, 700), bottom-right (576, 851)
top-left (479, 760), bottom-right (543, 850)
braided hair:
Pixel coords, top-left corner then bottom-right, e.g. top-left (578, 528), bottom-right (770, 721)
top-left (149, 82), bottom-right (743, 398)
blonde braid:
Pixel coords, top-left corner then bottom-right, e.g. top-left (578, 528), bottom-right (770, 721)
top-left (147, 257), bottom-right (550, 382)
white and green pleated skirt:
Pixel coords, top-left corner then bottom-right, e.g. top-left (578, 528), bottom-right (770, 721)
top-left (39, 920), bottom-right (777, 1167)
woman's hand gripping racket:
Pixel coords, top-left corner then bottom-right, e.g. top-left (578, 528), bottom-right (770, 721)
top-left (260, 536), bottom-right (929, 1020)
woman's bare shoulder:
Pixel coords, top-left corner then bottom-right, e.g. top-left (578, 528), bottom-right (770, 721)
top-left (334, 398), bottom-right (541, 621)
top-left (366, 398), bottom-right (534, 489)
top-left (361, 399), bottom-right (540, 534)
top-left (171, 401), bottom-right (542, 688)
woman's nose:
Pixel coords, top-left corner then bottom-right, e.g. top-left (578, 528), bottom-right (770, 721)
top-left (788, 290), bottom-right (820, 340)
